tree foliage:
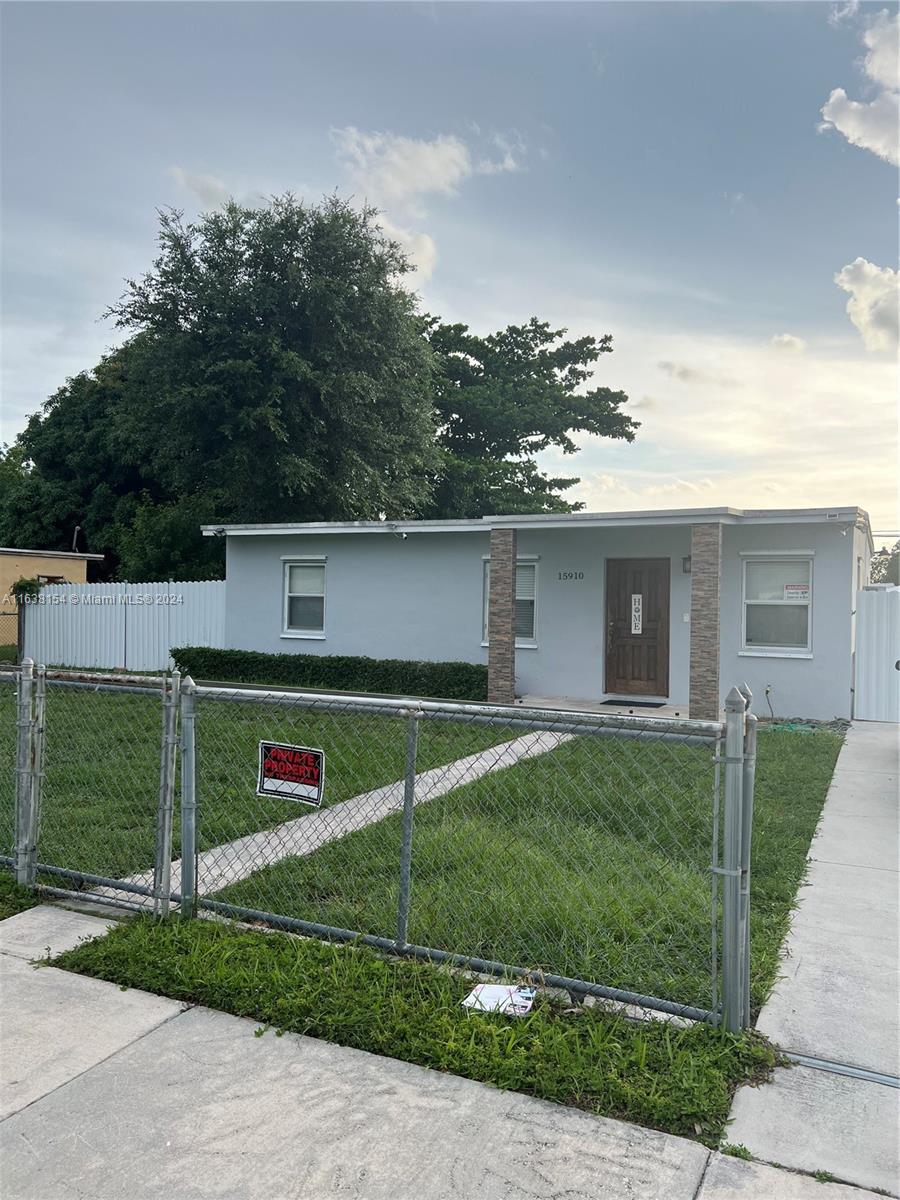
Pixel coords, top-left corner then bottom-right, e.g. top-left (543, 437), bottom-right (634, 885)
top-left (0, 194), bottom-right (636, 578)
top-left (425, 317), bottom-right (636, 517)
top-left (871, 540), bottom-right (900, 585)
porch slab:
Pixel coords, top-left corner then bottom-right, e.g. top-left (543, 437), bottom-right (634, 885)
top-left (519, 695), bottom-right (691, 719)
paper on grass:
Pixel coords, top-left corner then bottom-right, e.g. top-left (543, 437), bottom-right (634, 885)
top-left (461, 983), bottom-right (536, 1017)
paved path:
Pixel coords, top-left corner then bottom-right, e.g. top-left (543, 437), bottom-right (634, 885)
top-left (115, 730), bottom-right (570, 898)
top-left (729, 720), bottom-right (899, 1195)
top-left (0, 904), bottom-right (887, 1199)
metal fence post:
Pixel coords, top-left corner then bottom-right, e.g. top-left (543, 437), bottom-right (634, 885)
top-left (14, 659), bottom-right (34, 887)
top-left (739, 693), bottom-right (758, 1029)
top-left (395, 711), bottom-right (419, 950)
top-left (25, 665), bottom-right (46, 887)
top-left (179, 675), bottom-right (197, 919)
top-left (721, 685), bottom-right (746, 1032)
top-left (153, 670), bottom-right (180, 916)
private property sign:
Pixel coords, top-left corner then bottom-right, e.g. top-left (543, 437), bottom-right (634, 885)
top-left (257, 741), bottom-right (325, 806)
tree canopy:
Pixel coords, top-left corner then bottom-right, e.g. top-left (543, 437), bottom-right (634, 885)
top-left (0, 194), bottom-right (635, 578)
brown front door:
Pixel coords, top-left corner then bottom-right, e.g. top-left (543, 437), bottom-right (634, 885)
top-left (604, 559), bottom-right (670, 697)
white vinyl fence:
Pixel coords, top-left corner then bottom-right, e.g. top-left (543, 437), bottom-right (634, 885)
top-left (854, 585), bottom-right (900, 722)
top-left (22, 580), bottom-right (226, 671)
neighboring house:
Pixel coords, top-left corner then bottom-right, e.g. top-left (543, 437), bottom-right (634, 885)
top-left (203, 506), bottom-right (872, 721)
top-left (0, 546), bottom-right (104, 650)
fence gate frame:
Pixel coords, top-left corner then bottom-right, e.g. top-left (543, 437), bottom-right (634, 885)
top-left (4, 662), bottom-right (757, 1031)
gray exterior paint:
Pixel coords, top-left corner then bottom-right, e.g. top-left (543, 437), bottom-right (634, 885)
top-left (219, 509), bottom-right (869, 721)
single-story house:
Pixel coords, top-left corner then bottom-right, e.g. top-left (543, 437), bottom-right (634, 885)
top-left (203, 506), bottom-right (873, 721)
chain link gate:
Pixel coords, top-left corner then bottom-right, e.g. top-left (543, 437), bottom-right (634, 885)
top-left (2, 662), bottom-right (757, 1030)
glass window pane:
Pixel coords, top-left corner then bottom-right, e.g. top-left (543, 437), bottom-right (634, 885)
top-left (288, 595), bottom-right (324, 630)
top-left (288, 564), bottom-right (325, 595)
top-left (745, 604), bottom-right (808, 648)
top-left (745, 560), bottom-right (810, 602)
top-left (515, 598), bottom-right (535, 639)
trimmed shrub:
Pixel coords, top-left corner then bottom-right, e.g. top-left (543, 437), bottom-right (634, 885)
top-left (170, 646), bottom-right (488, 702)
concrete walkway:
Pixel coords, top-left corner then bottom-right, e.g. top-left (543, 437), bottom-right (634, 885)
top-left (0, 904), bottom-right (887, 1200)
top-left (729, 720), bottom-right (899, 1195)
top-left (113, 729), bottom-right (570, 898)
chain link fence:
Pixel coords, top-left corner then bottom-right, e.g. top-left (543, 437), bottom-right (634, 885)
top-left (2, 663), bottom-right (757, 1029)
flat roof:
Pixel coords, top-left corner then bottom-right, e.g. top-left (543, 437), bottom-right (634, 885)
top-left (0, 547), bottom-right (105, 561)
top-left (203, 505), bottom-right (870, 541)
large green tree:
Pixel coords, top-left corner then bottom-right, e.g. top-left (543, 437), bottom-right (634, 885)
top-left (425, 317), bottom-right (636, 517)
top-left (1, 195), bottom-right (437, 578)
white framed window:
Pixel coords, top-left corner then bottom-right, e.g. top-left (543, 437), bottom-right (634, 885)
top-left (283, 560), bottom-right (326, 637)
top-left (482, 559), bottom-right (538, 648)
top-left (741, 557), bottom-right (812, 655)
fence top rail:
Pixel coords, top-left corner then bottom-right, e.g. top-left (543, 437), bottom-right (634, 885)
top-left (191, 681), bottom-right (725, 740)
top-left (0, 666), bottom-right (168, 690)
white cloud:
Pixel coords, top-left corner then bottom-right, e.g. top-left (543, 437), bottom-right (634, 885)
top-left (169, 166), bottom-right (232, 208)
top-left (332, 126), bottom-right (522, 286)
top-left (863, 8), bottom-right (900, 90)
top-left (829, 0), bottom-right (859, 26)
top-left (834, 257), bottom-right (899, 351)
top-left (376, 214), bottom-right (437, 287)
top-left (771, 333), bottom-right (808, 353)
top-left (332, 128), bottom-right (472, 218)
top-left (820, 10), bottom-right (899, 165)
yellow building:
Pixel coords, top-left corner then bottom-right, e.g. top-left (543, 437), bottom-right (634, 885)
top-left (0, 547), bottom-right (104, 654)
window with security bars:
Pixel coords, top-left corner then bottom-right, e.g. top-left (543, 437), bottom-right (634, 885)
top-left (283, 561), bottom-right (326, 635)
top-left (483, 561), bottom-right (537, 646)
top-left (742, 557), bottom-right (812, 652)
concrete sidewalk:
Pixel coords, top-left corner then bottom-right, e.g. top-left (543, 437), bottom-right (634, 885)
top-left (0, 905), bottom-right (887, 1200)
top-left (729, 720), bottom-right (900, 1195)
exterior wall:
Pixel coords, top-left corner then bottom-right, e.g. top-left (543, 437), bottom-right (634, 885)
top-left (0, 551), bottom-right (91, 599)
top-left (223, 525), bottom-right (694, 704)
top-left (719, 522), bottom-right (855, 720)
top-left (224, 532), bottom-right (492, 665)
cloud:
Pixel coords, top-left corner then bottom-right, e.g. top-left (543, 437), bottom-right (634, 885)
top-left (331, 127), bottom-right (522, 219)
top-left (376, 214), bottom-right (437, 287)
top-left (331, 126), bottom-right (523, 286)
top-left (169, 166), bottom-right (232, 208)
top-left (771, 333), bottom-right (808, 353)
top-left (657, 360), bottom-right (739, 388)
top-left (820, 10), bottom-right (899, 165)
top-left (828, 0), bottom-right (859, 26)
top-left (834, 257), bottom-right (899, 351)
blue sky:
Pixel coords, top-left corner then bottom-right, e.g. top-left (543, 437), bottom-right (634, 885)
top-left (1, 1), bottom-right (897, 534)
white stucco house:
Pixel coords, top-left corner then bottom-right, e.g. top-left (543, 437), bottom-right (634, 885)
top-left (203, 506), bottom-right (873, 721)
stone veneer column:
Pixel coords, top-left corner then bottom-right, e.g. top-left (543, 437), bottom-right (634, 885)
top-left (689, 522), bottom-right (723, 721)
top-left (487, 528), bottom-right (517, 705)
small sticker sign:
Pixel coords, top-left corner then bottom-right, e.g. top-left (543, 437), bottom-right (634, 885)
top-left (783, 583), bottom-right (810, 602)
top-left (257, 741), bottom-right (325, 806)
top-left (631, 593), bottom-right (643, 634)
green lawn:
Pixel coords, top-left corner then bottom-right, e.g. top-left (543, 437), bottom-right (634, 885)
top-left (213, 726), bottom-right (842, 1014)
top-left (1, 685), bottom-right (512, 880)
top-left (52, 916), bottom-right (776, 1144)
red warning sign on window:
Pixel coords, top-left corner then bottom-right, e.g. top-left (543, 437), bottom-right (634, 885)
top-left (257, 741), bottom-right (325, 806)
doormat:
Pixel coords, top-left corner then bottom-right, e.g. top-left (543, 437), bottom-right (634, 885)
top-left (600, 699), bottom-right (666, 708)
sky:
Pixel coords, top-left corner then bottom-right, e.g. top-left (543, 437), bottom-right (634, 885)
top-left (1, 1), bottom-right (898, 540)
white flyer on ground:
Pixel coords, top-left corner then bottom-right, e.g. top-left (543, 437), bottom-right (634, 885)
top-left (461, 984), bottom-right (537, 1017)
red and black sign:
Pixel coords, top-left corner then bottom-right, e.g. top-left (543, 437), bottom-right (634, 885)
top-left (257, 741), bottom-right (325, 806)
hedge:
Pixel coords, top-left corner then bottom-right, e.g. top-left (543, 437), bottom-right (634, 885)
top-left (169, 646), bottom-right (489, 702)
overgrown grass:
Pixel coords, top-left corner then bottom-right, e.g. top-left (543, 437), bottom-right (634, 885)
top-left (216, 726), bottom-right (842, 1012)
top-left (52, 916), bottom-right (776, 1144)
top-left (0, 687), bottom-right (509, 879)
top-left (0, 870), bottom-right (39, 920)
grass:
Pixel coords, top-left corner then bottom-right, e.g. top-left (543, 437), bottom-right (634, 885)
top-left (215, 725), bottom-right (842, 1012)
top-left (51, 915), bottom-right (777, 1144)
top-left (0, 871), bottom-right (39, 919)
top-left (0, 645), bottom-right (16, 664)
top-left (0, 686), bottom-right (510, 878)
top-left (0, 678), bottom-right (842, 1015)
